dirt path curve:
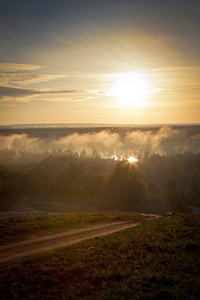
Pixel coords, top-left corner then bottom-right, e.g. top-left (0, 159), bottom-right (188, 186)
top-left (0, 216), bottom-right (159, 264)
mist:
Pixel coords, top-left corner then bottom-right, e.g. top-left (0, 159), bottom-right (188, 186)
top-left (0, 126), bottom-right (200, 159)
top-left (0, 125), bottom-right (200, 215)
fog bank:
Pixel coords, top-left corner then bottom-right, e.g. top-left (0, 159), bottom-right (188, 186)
top-left (0, 126), bottom-right (199, 158)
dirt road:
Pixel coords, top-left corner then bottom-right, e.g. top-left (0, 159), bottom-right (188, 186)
top-left (0, 216), bottom-right (159, 264)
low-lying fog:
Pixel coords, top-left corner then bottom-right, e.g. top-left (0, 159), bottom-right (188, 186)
top-left (0, 125), bottom-right (200, 159)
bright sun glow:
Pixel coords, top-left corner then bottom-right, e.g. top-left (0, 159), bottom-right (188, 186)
top-left (128, 156), bottom-right (138, 163)
top-left (110, 72), bottom-right (151, 108)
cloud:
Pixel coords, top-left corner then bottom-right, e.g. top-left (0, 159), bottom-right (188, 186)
top-left (0, 85), bottom-right (90, 101)
top-left (0, 103), bottom-right (16, 107)
top-left (0, 86), bottom-right (34, 99)
top-left (0, 73), bottom-right (68, 86)
top-left (152, 66), bottom-right (200, 75)
top-left (147, 66), bottom-right (200, 93)
top-left (0, 63), bottom-right (43, 72)
top-left (98, 90), bottom-right (109, 95)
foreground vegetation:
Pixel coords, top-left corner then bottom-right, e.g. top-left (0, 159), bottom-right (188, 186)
top-left (0, 212), bottom-right (146, 244)
top-left (1, 213), bottom-right (200, 299)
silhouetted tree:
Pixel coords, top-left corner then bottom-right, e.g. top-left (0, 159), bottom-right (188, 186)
top-left (106, 162), bottom-right (146, 209)
top-left (163, 177), bottom-right (183, 210)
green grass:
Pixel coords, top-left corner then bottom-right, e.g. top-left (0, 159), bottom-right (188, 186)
top-left (0, 212), bottom-right (146, 244)
top-left (1, 214), bottom-right (200, 299)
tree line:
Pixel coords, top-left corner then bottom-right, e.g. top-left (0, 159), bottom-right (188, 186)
top-left (0, 149), bottom-right (200, 212)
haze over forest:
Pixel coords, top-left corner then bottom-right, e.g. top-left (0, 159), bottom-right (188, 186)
top-left (0, 124), bottom-right (200, 158)
top-left (0, 125), bottom-right (199, 214)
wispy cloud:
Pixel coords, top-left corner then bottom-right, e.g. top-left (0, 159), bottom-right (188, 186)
top-left (0, 63), bottom-right (43, 72)
top-left (151, 66), bottom-right (200, 75)
top-left (0, 103), bottom-right (16, 107)
top-left (0, 63), bottom-right (96, 102)
top-left (0, 73), bottom-right (68, 86)
top-left (146, 66), bottom-right (200, 92)
top-left (0, 85), bottom-right (94, 101)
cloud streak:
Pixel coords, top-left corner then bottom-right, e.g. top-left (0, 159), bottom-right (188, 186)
top-left (0, 73), bottom-right (68, 86)
top-left (0, 63), bottom-right (43, 72)
top-left (0, 86), bottom-right (90, 101)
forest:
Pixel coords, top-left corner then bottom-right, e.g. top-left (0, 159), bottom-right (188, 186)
top-left (0, 125), bottom-right (200, 213)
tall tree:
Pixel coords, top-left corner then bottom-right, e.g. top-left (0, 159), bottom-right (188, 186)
top-left (107, 162), bottom-right (146, 210)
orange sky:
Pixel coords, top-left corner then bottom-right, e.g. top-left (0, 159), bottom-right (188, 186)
top-left (0, 0), bottom-right (199, 125)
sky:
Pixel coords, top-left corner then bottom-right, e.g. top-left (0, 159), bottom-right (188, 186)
top-left (0, 0), bottom-right (200, 125)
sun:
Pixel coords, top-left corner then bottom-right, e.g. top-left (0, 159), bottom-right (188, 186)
top-left (110, 72), bottom-right (151, 108)
top-left (128, 157), bottom-right (138, 163)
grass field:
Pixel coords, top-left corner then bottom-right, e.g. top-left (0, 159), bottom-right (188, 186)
top-left (0, 212), bottom-right (147, 244)
top-left (1, 213), bottom-right (200, 299)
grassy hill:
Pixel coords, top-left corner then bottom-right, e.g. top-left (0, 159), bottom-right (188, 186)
top-left (1, 213), bottom-right (200, 299)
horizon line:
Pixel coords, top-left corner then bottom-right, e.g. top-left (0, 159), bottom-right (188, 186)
top-left (0, 122), bottom-right (200, 129)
